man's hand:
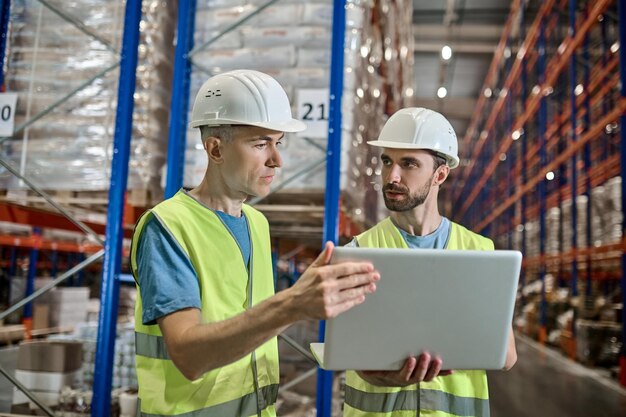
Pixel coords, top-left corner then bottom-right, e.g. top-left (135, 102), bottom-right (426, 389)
top-left (286, 241), bottom-right (380, 320)
top-left (357, 353), bottom-right (453, 387)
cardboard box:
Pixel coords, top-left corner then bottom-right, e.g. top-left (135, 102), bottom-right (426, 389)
top-left (32, 305), bottom-right (49, 331)
top-left (14, 370), bottom-right (78, 392)
top-left (17, 341), bottom-right (83, 373)
top-left (12, 389), bottom-right (59, 407)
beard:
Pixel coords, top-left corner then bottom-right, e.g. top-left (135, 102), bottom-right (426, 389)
top-left (383, 177), bottom-right (433, 212)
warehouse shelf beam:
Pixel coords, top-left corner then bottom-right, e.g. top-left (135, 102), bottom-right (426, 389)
top-left (0, 159), bottom-right (104, 245)
top-left (455, 0), bottom-right (612, 220)
top-left (0, 201), bottom-right (124, 238)
top-left (475, 102), bottom-right (626, 232)
top-left (164, 0), bottom-right (196, 198)
top-left (317, 1), bottom-right (346, 416)
top-left (92, 0), bottom-right (142, 415)
top-left (618, 0), bottom-right (626, 388)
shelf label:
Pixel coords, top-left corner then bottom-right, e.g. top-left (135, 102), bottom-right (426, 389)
top-left (0, 93), bottom-right (18, 137)
top-left (297, 89), bottom-right (329, 139)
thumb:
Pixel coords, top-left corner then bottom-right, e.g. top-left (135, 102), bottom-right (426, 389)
top-left (311, 241), bottom-right (334, 267)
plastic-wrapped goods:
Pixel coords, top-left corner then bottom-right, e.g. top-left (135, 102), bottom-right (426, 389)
top-left (603, 176), bottom-right (622, 243)
top-left (524, 220), bottom-right (539, 258)
top-left (546, 207), bottom-right (560, 255)
top-left (341, 0), bottom-right (415, 222)
top-left (185, 0), bottom-right (366, 193)
top-left (0, 0), bottom-right (175, 194)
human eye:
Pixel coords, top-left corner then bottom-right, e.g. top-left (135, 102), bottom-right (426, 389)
top-left (381, 158), bottom-right (392, 166)
top-left (254, 142), bottom-right (268, 149)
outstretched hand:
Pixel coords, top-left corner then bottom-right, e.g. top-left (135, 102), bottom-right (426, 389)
top-left (287, 241), bottom-right (380, 320)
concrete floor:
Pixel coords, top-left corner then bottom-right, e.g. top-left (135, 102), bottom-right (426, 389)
top-left (488, 335), bottom-right (626, 417)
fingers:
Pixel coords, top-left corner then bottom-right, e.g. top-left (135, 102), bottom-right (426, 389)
top-left (412, 352), bottom-right (431, 382)
top-left (399, 357), bottom-right (417, 382)
top-left (423, 356), bottom-right (443, 382)
top-left (311, 241), bottom-right (334, 267)
top-left (325, 279), bottom-right (378, 317)
top-left (321, 262), bottom-right (377, 286)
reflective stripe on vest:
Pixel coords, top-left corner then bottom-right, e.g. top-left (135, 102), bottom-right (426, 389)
top-left (138, 384), bottom-right (279, 417)
top-left (135, 332), bottom-right (170, 360)
top-left (346, 218), bottom-right (494, 417)
top-left (345, 386), bottom-right (490, 417)
top-left (130, 191), bottom-right (279, 417)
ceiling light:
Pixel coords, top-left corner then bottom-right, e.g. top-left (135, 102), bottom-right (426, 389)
top-left (437, 87), bottom-right (447, 98)
top-left (512, 130), bottom-right (521, 140)
top-left (483, 88), bottom-right (492, 98)
top-left (441, 45), bottom-right (452, 60)
top-left (546, 171), bottom-right (555, 181)
top-left (611, 42), bottom-right (620, 53)
top-left (574, 84), bottom-right (584, 96)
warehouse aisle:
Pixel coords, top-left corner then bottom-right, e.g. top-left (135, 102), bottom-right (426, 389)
top-left (488, 335), bottom-right (626, 417)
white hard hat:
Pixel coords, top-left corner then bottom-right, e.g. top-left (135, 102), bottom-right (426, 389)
top-left (190, 69), bottom-right (306, 133)
top-left (367, 107), bottom-right (460, 169)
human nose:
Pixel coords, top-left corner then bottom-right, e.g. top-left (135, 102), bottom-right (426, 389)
top-left (268, 146), bottom-right (282, 168)
top-left (384, 164), bottom-right (401, 184)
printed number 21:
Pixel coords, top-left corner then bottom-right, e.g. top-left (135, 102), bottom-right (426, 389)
top-left (302, 103), bottom-right (327, 121)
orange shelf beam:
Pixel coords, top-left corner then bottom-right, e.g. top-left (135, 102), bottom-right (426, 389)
top-left (475, 100), bottom-right (626, 232)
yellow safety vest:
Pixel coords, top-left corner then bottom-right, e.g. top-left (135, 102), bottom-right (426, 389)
top-left (130, 191), bottom-right (279, 417)
top-left (344, 217), bottom-right (494, 417)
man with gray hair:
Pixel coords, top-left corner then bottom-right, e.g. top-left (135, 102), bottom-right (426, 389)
top-left (130, 70), bottom-right (380, 417)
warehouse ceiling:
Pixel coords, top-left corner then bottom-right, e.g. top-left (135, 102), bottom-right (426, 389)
top-left (412, 0), bottom-right (512, 143)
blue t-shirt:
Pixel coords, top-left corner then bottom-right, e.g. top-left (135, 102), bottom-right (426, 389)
top-left (347, 217), bottom-right (451, 249)
top-left (135, 198), bottom-right (251, 325)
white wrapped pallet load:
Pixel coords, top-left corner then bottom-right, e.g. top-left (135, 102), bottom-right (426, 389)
top-left (194, 45), bottom-right (297, 71)
top-left (1, 0), bottom-right (175, 196)
top-left (546, 207), bottom-right (560, 255)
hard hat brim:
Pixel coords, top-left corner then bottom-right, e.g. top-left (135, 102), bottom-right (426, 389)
top-left (367, 140), bottom-right (459, 169)
top-left (190, 118), bottom-right (307, 133)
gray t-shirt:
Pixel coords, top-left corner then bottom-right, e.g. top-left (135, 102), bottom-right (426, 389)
top-left (347, 217), bottom-right (451, 249)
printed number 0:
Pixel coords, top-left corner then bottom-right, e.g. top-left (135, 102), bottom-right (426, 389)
top-left (0, 105), bottom-right (10, 122)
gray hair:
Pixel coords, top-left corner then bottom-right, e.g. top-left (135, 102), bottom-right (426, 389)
top-left (199, 125), bottom-right (236, 143)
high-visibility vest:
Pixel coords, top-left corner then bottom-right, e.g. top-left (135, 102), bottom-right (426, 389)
top-left (344, 217), bottom-right (494, 417)
top-left (130, 191), bottom-right (279, 417)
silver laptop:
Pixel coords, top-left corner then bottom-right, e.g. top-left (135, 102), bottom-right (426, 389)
top-left (310, 247), bottom-right (521, 371)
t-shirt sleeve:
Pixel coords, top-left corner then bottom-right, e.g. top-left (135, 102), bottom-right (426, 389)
top-left (136, 213), bottom-right (201, 325)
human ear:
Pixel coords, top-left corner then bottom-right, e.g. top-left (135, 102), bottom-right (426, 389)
top-left (204, 137), bottom-right (224, 164)
top-left (433, 165), bottom-right (450, 186)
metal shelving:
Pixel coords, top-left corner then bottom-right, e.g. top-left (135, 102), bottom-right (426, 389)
top-left (450, 0), bottom-right (625, 385)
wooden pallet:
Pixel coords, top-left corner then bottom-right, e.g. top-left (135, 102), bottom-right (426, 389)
top-left (0, 324), bottom-right (25, 345)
